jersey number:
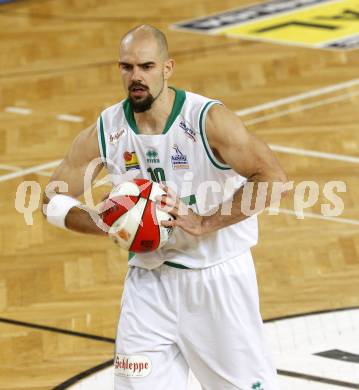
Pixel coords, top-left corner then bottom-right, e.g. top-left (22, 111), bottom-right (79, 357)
top-left (147, 167), bottom-right (166, 182)
top-left (147, 168), bottom-right (199, 212)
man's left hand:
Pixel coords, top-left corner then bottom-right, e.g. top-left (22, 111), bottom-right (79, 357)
top-left (156, 184), bottom-right (205, 237)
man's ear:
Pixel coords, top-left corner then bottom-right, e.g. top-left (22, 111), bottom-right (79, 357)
top-left (164, 58), bottom-right (175, 80)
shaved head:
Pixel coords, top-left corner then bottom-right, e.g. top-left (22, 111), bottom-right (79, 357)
top-left (120, 24), bottom-right (169, 60)
top-left (118, 25), bottom-right (174, 113)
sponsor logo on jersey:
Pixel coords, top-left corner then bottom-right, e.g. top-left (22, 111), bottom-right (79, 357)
top-left (114, 354), bottom-right (152, 378)
top-left (179, 121), bottom-right (196, 142)
top-left (109, 128), bottom-right (126, 144)
top-left (146, 149), bottom-right (160, 164)
top-left (172, 0), bottom-right (359, 51)
top-left (123, 151), bottom-right (140, 170)
top-left (171, 144), bottom-right (189, 170)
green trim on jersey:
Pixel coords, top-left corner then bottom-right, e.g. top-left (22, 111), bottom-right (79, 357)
top-left (163, 87), bottom-right (186, 134)
top-left (128, 256), bottom-right (189, 269)
top-left (199, 101), bottom-right (231, 170)
top-left (123, 87), bottom-right (186, 135)
top-left (164, 261), bottom-right (190, 269)
top-left (123, 99), bottom-right (137, 133)
top-left (99, 115), bottom-right (107, 161)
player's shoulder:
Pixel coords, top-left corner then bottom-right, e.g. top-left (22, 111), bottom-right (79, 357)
top-left (183, 89), bottom-right (220, 107)
top-left (99, 99), bottom-right (126, 119)
top-left (181, 89), bottom-right (222, 124)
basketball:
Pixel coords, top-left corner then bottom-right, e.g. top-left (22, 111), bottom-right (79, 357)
top-left (100, 179), bottom-right (174, 253)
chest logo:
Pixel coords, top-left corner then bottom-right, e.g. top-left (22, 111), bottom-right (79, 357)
top-left (124, 151), bottom-right (140, 171)
top-left (171, 144), bottom-right (189, 170)
top-left (179, 121), bottom-right (196, 142)
top-left (109, 128), bottom-right (126, 144)
top-left (146, 149), bottom-right (160, 164)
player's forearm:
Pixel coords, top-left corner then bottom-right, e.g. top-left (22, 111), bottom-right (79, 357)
top-left (42, 192), bottom-right (108, 236)
top-left (65, 206), bottom-right (108, 236)
top-left (201, 175), bottom-right (289, 234)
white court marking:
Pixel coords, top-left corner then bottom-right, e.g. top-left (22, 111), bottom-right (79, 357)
top-left (270, 145), bottom-right (359, 164)
top-left (0, 164), bottom-right (52, 177)
top-left (244, 90), bottom-right (359, 126)
top-left (268, 208), bottom-right (359, 227)
top-left (5, 107), bottom-right (32, 115)
top-left (1, 143), bottom-right (357, 182)
top-left (65, 309), bottom-right (359, 390)
top-left (56, 114), bottom-right (84, 123)
top-left (0, 160), bottom-right (62, 183)
top-left (236, 77), bottom-right (359, 116)
top-left (0, 77), bottom-right (357, 183)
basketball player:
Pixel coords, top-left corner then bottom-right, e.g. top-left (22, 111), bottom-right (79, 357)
top-left (43, 25), bottom-right (288, 389)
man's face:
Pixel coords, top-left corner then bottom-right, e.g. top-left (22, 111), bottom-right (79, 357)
top-left (119, 38), bottom-right (169, 113)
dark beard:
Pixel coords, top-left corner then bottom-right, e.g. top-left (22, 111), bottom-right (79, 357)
top-left (129, 93), bottom-right (155, 113)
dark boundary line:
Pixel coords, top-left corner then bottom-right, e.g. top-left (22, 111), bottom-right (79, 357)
top-left (0, 316), bottom-right (115, 343)
top-left (0, 9), bottom-right (170, 22)
top-left (0, 0), bottom-right (57, 11)
top-left (0, 42), bottom-right (243, 79)
top-left (53, 365), bottom-right (359, 390)
top-left (264, 304), bottom-right (359, 323)
top-left (277, 369), bottom-right (359, 389)
top-left (0, 60), bottom-right (116, 79)
top-left (52, 359), bottom-right (113, 390)
top-left (5, 299), bottom-right (356, 342)
top-left (0, 0), bottom-right (55, 6)
top-left (49, 305), bottom-right (359, 389)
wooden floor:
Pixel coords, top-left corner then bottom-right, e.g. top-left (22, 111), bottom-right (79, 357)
top-left (0, 0), bottom-right (358, 389)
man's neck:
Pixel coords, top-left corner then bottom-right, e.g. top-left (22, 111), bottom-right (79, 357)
top-left (134, 86), bottom-right (175, 135)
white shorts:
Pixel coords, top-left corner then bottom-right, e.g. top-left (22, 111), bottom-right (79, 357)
top-left (114, 250), bottom-right (279, 390)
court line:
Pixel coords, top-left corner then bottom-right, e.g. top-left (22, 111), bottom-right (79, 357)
top-left (56, 114), bottom-right (84, 123)
top-left (0, 316), bottom-right (115, 343)
top-left (0, 163), bottom-right (52, 177)
top-left (0, 144), bottom-right (357, 183)
top-left (1, 77), bottom-right (358, 182)
top-left (52, 360), bottom-right (113, 390)
top-left (244, 90), bottom-right (359, 125)
top-left (270, 208), bottom-right (359, 226)
top-left (0, 163), bottom-right (29, 172)
top-left (0, 42), bottom-right (239, 79)
top-left (4, 109), bottom-right (85, 123)
top-left (1, 138), bottom-right (358, 183)
top-left (269, 145), bottom-right (359, 164)
top-left (277, 369), bottom-right (359, 389)
top-left (5, 106), bottom-right (32, 115)
top-left (236, 78), bottom-right (359, 116)
top-left (53, 306), bottom-right (359, 390)
top-left (0, 160), bottom-right (62, 183)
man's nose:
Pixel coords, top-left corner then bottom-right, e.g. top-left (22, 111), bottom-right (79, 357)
top-left (130, 66), bottom-right (142, 82)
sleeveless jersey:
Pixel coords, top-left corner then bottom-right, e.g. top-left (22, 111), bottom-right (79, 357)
top-left (97, 88), bottom-right (258, 270)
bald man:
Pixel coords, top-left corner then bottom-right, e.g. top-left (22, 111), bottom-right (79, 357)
top-left (43, 25), bottom-right (287, 390)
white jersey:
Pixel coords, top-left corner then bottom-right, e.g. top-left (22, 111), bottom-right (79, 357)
top-left (97, 88), bottom-right (258, 270)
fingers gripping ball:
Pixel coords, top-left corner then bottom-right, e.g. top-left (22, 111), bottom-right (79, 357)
top-left (100, 179), bottom-right (174, 253)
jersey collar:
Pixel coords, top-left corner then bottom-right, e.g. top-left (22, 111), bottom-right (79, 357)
top-left (123, 87), bottom-right (186, 135)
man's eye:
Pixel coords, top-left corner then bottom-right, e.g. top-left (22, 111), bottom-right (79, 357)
top-left (142, 64), bottom-right (153, 70)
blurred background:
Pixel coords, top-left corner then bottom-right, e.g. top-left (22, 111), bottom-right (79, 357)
top-left (0, 0), bottom-right (358, 389)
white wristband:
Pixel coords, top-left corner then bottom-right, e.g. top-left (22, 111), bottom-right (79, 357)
top-left (46, 194), bottom-right (81, 230)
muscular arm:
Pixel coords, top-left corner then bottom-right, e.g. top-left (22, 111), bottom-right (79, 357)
top-left (159, 104), bottom-right (289, 236)
top-left (202, 104), bottom-right (288, 233)
top-left (42, 123), bottom-right (106, 235)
